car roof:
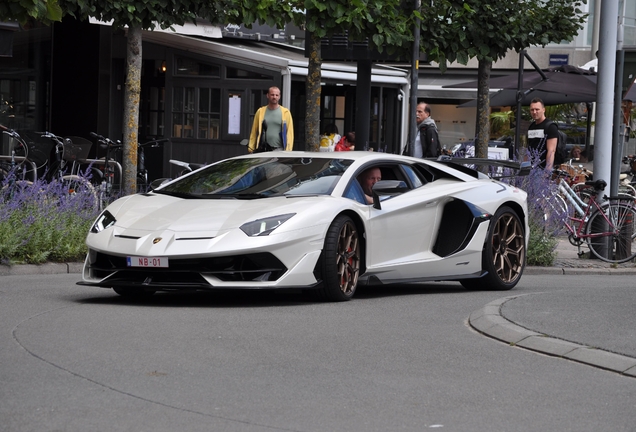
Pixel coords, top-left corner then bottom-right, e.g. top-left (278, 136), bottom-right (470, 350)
top-left (238, 151), bottom-right (413, 162)
top-left (234, 151), bottom-right (482, 183)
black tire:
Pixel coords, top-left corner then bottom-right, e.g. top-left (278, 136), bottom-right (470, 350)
top-left (316, 215), bottom-right (361, 302)
top-left (586, 202), bottom-right (636, 263)
top-left (461, 206), bottom-right (526, 291)
top-left (113, 287), bottom-right (156, 298)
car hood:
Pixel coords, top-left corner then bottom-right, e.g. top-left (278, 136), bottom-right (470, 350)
top-left (105, 193), bottom-right (333, 235)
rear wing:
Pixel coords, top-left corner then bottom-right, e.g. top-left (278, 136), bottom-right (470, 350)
top-left (434, 156), bottom-right (531, 179)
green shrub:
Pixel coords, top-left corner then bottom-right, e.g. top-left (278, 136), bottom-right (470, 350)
top-left (0, 175), bottom-right (98, 265)
top-left (527, 219), bottom-right (558, 266)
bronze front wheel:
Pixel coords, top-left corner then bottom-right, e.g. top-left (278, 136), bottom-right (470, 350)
top-left (316, 215), bottom-right (360, 301)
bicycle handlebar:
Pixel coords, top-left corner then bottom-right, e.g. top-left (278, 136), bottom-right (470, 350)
top-left (139, 138), bottom-right (170, 148)
top-left (90, 133), bottom-right (169, 150)
top-left (1, 128), bottom-right (20, 139)
top-left (90, 132), bottom-right (122, 150)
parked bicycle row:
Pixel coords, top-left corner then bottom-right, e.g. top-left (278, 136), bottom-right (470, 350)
top-left (1, 125), bottom-right (169, 210)
top-left (543, 168), bottom-right (636, 264)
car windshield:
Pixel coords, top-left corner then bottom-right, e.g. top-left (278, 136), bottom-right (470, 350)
top-left (156, 156), bottom-right (353, 198)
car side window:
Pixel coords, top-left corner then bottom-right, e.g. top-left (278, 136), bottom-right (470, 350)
top-left (344, 179), bottom-right (367, 204)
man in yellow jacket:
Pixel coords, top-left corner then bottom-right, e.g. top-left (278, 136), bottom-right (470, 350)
top-left (248, 86), bottom-right (294, 152)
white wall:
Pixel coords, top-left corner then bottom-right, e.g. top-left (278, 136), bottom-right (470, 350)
top-left (430, 105), bottom-right (477, 147)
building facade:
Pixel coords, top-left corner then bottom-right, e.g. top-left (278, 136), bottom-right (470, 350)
top-left (0, 19), bottom-right (408, 182)
top-left (4, 0), bottom-right (634, 177)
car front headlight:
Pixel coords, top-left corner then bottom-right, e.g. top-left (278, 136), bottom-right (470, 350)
top-left (91, 210), bottom-right (116, 233)
top-left (240, 213), bottom-right (295, 237)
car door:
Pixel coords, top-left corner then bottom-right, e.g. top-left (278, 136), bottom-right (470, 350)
top-left (356, 164), bottom-right (435, 268)
top-left (363, 164), bottom-right (476, 282)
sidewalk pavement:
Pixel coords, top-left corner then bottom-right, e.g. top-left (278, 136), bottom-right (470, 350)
top-left (2, 239), bottom-right (635, 376)
top-left (474, 238), bottom-right (636, 377)
top-left (524, 236), bottom-right (636, 276)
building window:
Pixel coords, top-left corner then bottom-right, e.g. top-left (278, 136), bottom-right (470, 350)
top-left (142, 86), bottom-right (165, 137)
top-left (175, 57), bottom-right (221, 77)
top-left (226, 67), bottom-right (273, 80)
top-left (173, 87), bottom-right (195, 138)
top-left (172, 86), bottom-right (222, 139)
top-left (198, 88), bottom-right (221, 139)
top-left (322, 95), bottom-right (345, 135)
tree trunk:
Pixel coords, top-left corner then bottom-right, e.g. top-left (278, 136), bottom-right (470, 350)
top-left (305, 32), bottom-right (321, 152)
top-left (475, 59), bottom-right (491, 161)
top-left (122, 25), bottom-right (142, 195)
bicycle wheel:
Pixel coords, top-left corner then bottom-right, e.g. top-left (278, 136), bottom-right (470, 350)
top-left (585, 202), bottom-right (636, 263)
top-left (61, 174), bottom-right (99, 211)
top-left (540, 192), bottom-right (570, 227)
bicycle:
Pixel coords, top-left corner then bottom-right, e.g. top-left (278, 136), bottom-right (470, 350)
top-left (1, 129), bottom-right (98, 210)
top-left (557, 177), bottom-right (636, 263)
top-left (562, 157), bottom-right (636, 204)
top-left (0, 126), bottom-right (39, 184)
top-left (622, 154), bottom-right (636, 190)
top-left (90, 133), bottom-right (169, 208)
top-left (37, 131), bottom-right (98, 209)
top-left (89, 132), bottom-right (124, 210)
top-left (125, 138), bottom-right (170, 192)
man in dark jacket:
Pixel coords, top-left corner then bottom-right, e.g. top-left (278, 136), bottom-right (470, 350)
top-left (414, 102), bottom-right (441, 158)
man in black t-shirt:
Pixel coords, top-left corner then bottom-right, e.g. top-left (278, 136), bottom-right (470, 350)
top-left (527, 97), bottom-right (558, 170)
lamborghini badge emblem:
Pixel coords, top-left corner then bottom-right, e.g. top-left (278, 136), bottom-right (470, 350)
top-left (153, 237), bottom-right (162, 244)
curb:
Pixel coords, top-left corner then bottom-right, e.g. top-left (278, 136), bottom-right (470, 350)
top-left (524, 266), bottom-right (636, 276)
top-left (0, 262), bottom-right (83, 276)
top-left (469, 295), bottom-right (636, 377)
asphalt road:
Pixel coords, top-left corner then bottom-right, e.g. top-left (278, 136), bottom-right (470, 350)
top-left (1, 273), bottom-right (635, 432)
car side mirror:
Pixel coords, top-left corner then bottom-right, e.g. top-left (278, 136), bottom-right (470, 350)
top-left (372, 180), bottom-right (409, 209)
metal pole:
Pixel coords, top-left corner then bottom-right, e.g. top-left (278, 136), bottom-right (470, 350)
top-left (408, 0), bottom-right (421, 156)
top-left (611, 0), bottom-right (626, 197)
top-left (514, 51), bottom-right (525, 158)
top-left (591, 0), bottom-right (620, 260)
top-left (593, 0), bottom-right (619, 195)
top-left (611, 49), bottom-right (625, 197)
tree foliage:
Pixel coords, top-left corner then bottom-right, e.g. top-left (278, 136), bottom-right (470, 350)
top-left (420, 0), bottom-right (587, 71)
top-left (419, 0), bottom-right (587, 159)
top-left (225, 0), bottom-right (414, 54)
top-left (304, 0), bottom-right (414, 56)
top-left (0, 0), bottom-right (63, 26)
top-left (59, 0), bottom-right (226, 29)
top-left (225, 0), bottom-right (416, 150)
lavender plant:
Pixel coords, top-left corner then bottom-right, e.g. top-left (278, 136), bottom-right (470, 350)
top-left (0, 169), bottom-right (99, 265)
top-left (510, 148), bottom-right (568, 266)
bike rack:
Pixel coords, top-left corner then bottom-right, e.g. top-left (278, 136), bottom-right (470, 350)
top-left (83, 158), bottom-right (123, 183)
top-left (0, 155), bottom-right (38, 181)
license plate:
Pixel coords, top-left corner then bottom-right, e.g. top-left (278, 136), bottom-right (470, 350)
top-left (126, 256), bottom-right (169, 268)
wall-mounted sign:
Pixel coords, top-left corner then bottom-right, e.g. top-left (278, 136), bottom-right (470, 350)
top-left (549, 54), bottom-right (569, 67)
